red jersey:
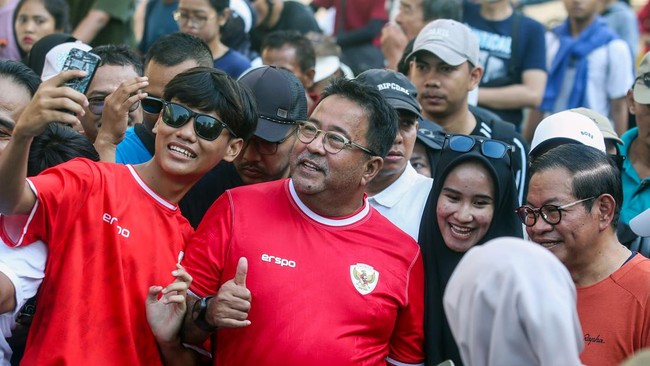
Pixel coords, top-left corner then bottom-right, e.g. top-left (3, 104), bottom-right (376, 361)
top-left (312, 0), bottom-right (387, 45)
top-left (184, 179), bottom-right (425, 366)
top-left (577, 254), bottom-right (650, 366)
top-left (0, 159), bottom-right (192, 366)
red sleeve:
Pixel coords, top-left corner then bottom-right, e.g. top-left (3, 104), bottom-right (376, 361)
top-left (387, 249), bottom-right (425, 366)
top-left (183, 192), bottom-right (234, 297)
top-left (369, 0), bottom-right (388, 21)
top-left (312, 0), bottom-right (333, 9)
top-left (6, 159), bottom-right (96, 248)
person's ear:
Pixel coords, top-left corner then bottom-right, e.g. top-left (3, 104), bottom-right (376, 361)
top-left (221, 137), bottom-right (244, 162)
top-left (594, 194), bottom-right (616, 231)
top-left (303, 67), bottom-right (315, 89)
top-left (218, 8), bottom-right (231, 27)
top-left (468, 65), bottom-right (483, 91)
top-left (152, 118), bottom-right (161, 134)
top-left (360, 156), bottom-right (383, 187)
top-left (626, 89), bottom-right (636, 115)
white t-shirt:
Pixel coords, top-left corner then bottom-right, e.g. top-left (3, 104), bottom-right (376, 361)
top-left (546, 33), bottom-right (633, 120)
top-left (0, 236), bottom-right (46, 366)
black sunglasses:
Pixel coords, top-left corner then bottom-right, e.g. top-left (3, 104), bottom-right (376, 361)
top-left (636, 73), bottom-right (650, 88)
top-left (444, 134), bottom-right (513, 162)
top-left (142, 96), bottom-right (164, 115)
top-left (161, 101), bottom-right (236, 141)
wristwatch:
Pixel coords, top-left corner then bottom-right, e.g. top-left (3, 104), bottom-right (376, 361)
top-left (192, 295), bottom-right (218, 332)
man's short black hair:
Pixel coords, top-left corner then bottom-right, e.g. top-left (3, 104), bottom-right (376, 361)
top-left (530, 144), bottom-right (622, 228)
top-left (321, 78), bottom-right (398, 158)
top-left (0, 59), bottom-right (41, 96)
top-left (423, 0), bottom-right (463, 22)
top-left (164, 67), bottom-right (258, 141)
top-left (261, 30), bottom-right (315, 72)
top-left (91, 44), bottom-right (143, 76)
top-left (28, 123), bottom-right (100, 176)
top-left (144, 32), bottom-right (213, 70)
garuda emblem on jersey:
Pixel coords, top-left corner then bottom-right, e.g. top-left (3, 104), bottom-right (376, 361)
top-left (350, 263), bottom-right (379, 295)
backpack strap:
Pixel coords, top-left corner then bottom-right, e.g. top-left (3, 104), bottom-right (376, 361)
top-left (508, 11), bottom-right (523, 84)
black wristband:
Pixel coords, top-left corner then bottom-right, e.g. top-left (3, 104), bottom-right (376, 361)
top-left (193, 295), bottom-right (218, 332)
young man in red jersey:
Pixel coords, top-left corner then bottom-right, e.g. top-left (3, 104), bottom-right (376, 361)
top-left (148, 77), bottom-right (425, 366)
top-left (0, 67), bottom-right (257, 365)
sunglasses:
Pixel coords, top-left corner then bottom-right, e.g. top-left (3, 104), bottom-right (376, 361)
top-left (161, 101), bottom-right (236, 141)
top-left (142, 96), bottom-right (164, 115)
top-left (444, 134), bottom-right (513, 161)
top-left (636, 73), bottom-right (650, 88)
top-left (88, 96), bottom-right (140, 116)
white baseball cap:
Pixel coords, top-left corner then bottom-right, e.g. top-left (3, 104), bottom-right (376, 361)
top-left (406, 19), bottom-right (480, 67)
top-left (529, 111), bottom-right (606, 158)
top-left (630, 208), bottom-right (650, 237)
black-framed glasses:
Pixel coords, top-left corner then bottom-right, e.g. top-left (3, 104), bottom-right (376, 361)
top-left (515, 196), bottom-right (597, 227)
top-left (88, 96), bottom-right (140, 115)
top-left (635, 73), bottom-right (650, 88)
top-left (245, 128), bottom-right (297, 155)
top-left (161, 101), bottom-right (236, 141)
top-left (297, 121), bottom-right (378, 156)
top-left (444, 134), bottom-right (513, 161)
top-left (141, 96), bottom-right (164, 115)
top-left (172, 9), bottom-right (216, 29)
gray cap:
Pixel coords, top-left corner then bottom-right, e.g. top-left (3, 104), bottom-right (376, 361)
top-left (407, 19), bottom-right (479, 66)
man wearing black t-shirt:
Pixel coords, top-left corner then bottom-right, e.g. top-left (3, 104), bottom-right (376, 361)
top-left (250, 0), bottom-right (321, 53)
top-left (406, 19), bottom-right (529, 205)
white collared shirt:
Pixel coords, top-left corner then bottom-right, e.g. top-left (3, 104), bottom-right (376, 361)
top-left (368, 163), bottom-right (433, 241)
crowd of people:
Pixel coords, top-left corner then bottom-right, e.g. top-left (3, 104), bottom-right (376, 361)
top-left (0, 0), bottom-right (649, 365)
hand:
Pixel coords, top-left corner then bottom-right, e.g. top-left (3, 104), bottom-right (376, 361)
top-left (13, 70), bottom-right (88, 139)
top-left (207, 257), bottom-right (251, 328)
top-left (381, 23), bottom-right (408, 70)
top-left (146, 264), bottom-right (192, 345)
top-left (96, 76), bottom-right (148, 146)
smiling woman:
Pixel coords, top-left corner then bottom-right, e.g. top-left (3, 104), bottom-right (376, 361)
top-left (417, 134), bottom-right (523, 366)
top-left (13, 0), bottom-right (70, 60)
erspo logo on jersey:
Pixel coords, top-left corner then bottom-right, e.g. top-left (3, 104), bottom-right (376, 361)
top-left (102, 212), bottom-right (130, 238)
top-left (350, 263), bottom-right (379, 295)
top-left (261, 253), bottom-right (296, 268)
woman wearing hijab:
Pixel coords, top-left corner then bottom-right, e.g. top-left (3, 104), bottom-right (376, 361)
top-left (443, 237), bottom-right (584, 366)
top-left (417, 134), bottom-right (523, 366)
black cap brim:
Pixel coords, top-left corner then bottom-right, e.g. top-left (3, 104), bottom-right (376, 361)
top-left (388, 98), bottom-right (422, 119)
top-left (254, 118), bottom-right (297, 142)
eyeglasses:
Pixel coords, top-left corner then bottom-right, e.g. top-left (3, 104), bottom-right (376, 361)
top-left (141, 96), bottom-right (164, 115)
top-left (444, 134), bottom-right (513, 160)
top-left (245, 128), bottom-right (297, 155)
top-left (161, 101), bottom-right (236, 141)
top-left (635, 73), bottom-right (650, 88)
top-left (515, 196), bottom-right (597, 227)
top-left (88, 96), bottom-right (140, 115)
top-left (173, 9), bottom-right (216, 29)
top-left (296, 121), bottom-right (378, 156)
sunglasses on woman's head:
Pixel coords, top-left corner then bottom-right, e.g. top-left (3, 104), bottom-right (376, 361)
top-left (444, 134), bottom-right (513, 161)
top-left (161, 101), bottom-right (237, 141)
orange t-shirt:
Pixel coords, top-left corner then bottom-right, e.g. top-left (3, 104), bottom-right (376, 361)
top-left (577, 254), bottom-right (650, 366)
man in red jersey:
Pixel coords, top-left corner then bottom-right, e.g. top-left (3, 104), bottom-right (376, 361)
top-left (0, 67), bottom-right (257, 365)
top-left (148, 77), bottom-right (425, 365)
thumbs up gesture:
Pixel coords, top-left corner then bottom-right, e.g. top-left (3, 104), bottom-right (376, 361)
top-left (206, 257), bottom-right (252, 328)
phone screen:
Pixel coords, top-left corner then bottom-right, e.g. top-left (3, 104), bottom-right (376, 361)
top-left (61, 48), bottom-right (101, 95)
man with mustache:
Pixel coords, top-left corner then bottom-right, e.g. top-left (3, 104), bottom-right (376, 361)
top-left (148, 77), bottom-right (425, 366)
top-left (406, 19), bottom-right (528, 204)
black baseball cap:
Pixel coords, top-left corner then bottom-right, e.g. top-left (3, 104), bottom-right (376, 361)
top-left (238, 66), bottom-right (308, 143)
top-left (355, 68), bottom-right (422, 119)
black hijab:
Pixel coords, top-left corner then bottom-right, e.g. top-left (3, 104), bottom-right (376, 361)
top-left (418, 137), bottom-right (523, 366)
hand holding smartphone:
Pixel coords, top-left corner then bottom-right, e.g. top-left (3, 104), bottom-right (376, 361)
top-left (61, 48), bottom-right (101, 95)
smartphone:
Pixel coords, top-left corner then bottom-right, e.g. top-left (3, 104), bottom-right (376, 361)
top-left (61, 48), bottom-right (101, 95)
